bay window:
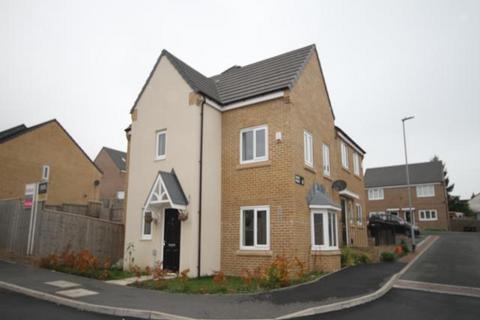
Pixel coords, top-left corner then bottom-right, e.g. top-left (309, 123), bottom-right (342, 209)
top-left (311, 210), bottom-right (338, 250)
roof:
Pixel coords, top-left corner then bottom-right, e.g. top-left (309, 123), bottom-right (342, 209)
top-left (100, 147), bottom-right (127, 171)
top-left (364, 161), bottom-right (444, 188)
top-left (335, 126), bottom-right (366, 154)
top-left (0, 119), bottom-right (102, 174)
top-left (131, 44), bottom-right (322, 111)
top-left (307, 183), bottom-right (341, 209)
top-left (159, 170), bottom-right (188, 207)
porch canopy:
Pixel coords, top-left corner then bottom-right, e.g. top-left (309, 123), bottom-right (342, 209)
top-left (307, 183), bottom-right (341, 211)
top-left (145, 169), bottom-right (188, 211)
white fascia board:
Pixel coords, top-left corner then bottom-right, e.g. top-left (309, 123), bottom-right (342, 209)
top-left (386, 208), bottom-right (400, 211)
top-left (205, 91), bottom-right (284, 112)
top-left (402, 207), bottom-right (415, 210)
top-left (339, 189), bottom-right (360, 200)
top-left (336, 131), bottom-right (365, 156)
top-left (365, 182), bottom-right (441, 190)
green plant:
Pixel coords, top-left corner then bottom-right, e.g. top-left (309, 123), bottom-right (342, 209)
top-left (380, 252), bottom-right (396, 262)
top-left (400, 240), bottom-right (410, 254)
top-left (341, 247), bottom-right (372, 267)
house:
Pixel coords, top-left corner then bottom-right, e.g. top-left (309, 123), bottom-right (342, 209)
top-left (124, 45), bottom-right (368, 276)
top-left (94, 147), bottom-right (127, 201)
top-left (364, 161), bottom-right (449, 231)
top-left (0, 119), bottom-right (102, 205)
top-left (469, 193), bottom-right (480, 220)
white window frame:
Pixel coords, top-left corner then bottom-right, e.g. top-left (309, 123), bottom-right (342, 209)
top-left (304, 131), bottom-right (314, 167)
top-left (155, 130), bottom-right (167, 160)
top-left (240, 125), bottom-right (268, 164)
top-left (356, 204), bottom-right (363, 225)
top-left (116, 191), bottom-right (125, 199)
top-left (353, 153), bottom-right (361, 176)
top-left (322, 143), bottom-right (330, 176)
top-left (41, 165), bottom-right (50, 181)
top-left (419, 209), bottom-right (438, 221)
top-left (416, 184), bottom-right (435, 198)
top-left (141, 209), bottom-right (152, 240)
top-left (368, 188), bottom-right (384, 200)
top-left (369, 211), bottom-right (386, 218)
top-left (341, 142), bottom-right (349, 169)
top-left (311, 210), bottom-right (338, 251)
top-left (240, 206), bottom-right (270, 250)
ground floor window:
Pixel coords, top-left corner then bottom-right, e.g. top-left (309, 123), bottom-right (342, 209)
top-left (141, 210), bottom-right (152, 240)
top-left (356, 204), bottom-right (363, 225)
top-left (311, 210), bottom-right (338, 250)
top-left (419, 209), bottom-right (438, 221)
top-left (240, 206), bottom-right (270, 250)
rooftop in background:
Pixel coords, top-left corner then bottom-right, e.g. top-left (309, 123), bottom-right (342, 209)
top-left (100, 147), bottom-right (127, 171)
top-left (364, 161), bottom-right (444, 188)
top-left (132, 44), bottom-right (321, 111)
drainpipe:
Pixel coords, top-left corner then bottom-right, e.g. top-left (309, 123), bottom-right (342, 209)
top-left (197, 96), bottom-right (206, 278)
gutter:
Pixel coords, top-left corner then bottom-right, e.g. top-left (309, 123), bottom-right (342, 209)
top-left (197, 96), bottom-right (206, 278)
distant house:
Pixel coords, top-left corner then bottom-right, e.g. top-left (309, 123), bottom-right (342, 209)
top-left (0, 119), bottom-right (102, 205)
top-left (94, 147), bottom-right (127, 200)
top-left (364, 161), bottom-right (449, 231)
top-left (469, 193), bottom-right (480, 220)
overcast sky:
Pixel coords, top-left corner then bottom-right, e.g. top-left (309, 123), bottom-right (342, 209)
top-left (1, 0), bottom-right (479, 198)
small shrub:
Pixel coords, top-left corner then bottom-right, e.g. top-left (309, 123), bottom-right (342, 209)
top-left (213, 271), bottom-right (226, 285)
top-left (294, 257), bottom-right (306, 279)
top-left (400, 240), bottom-right (410, 254)
top-left (380, 252), bottom-right (396, 262)
top-left (341, 247), bottom-right (372, 267)
top-left (180, 268), bottom-right (190, 282)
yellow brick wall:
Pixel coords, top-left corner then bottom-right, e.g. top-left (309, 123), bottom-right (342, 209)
top-left (0, 121), bottom-right (102, 205)
top-left (220, 51), bottom-right (368, 275)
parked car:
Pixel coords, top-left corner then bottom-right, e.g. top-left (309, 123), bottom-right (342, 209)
top-left (368, 213), bottom-right (420, 237)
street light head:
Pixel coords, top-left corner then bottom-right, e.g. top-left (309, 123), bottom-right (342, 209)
top-left (402, 116), bottom-right (415, 122)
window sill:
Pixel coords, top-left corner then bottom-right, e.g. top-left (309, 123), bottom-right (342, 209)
top-left (304, 165), bottom-right (316, 174)
top-left (311, 249), bottom-right (341, 256)
top-left (342, 167), bottom-right (350, 174)
top-left (154, 158), bottom-right (166, 162)
top-left (323, 175), bottom-right (333, 181)
top-left (140, 237), bottom-right (152, 241)
top-left (354, 174), bottom-right (362, 181)
top-left (237, 160), bottom-right (271, 170)
top-left (236, 250), bottom-right (273, 257)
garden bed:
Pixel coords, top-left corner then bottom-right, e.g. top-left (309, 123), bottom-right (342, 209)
top-left (130, 271), bottom-right (325, 294)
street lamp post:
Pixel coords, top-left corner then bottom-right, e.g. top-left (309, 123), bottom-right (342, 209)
top-left (402, 116), bottom-right (416, 252)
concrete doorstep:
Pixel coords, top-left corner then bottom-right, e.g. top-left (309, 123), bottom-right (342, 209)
top-left (0, 236), bottom-right (438, 320)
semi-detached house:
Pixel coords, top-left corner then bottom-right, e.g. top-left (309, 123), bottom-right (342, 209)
top-left (124, 45), bottom-right (368, 276)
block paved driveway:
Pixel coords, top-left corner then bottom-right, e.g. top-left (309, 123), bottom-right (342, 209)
top-left (401, 232), bottom-right (480, 288)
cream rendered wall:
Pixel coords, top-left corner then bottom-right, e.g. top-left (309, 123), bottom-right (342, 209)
top-left (125, 56), bottom-right (221, 275)
top-left (201, 104), bottom-right (222, 274)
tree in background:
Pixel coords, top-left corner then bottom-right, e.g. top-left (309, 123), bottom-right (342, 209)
top-left (431, 155), bottom-right (473, 215)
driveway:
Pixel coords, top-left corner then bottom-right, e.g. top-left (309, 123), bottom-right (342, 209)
top-left (401, 232), bottom-right (480, 288)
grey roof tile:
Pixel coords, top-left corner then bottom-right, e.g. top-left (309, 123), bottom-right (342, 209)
top-left (102, 147), bottom-right (127, 171)
top-left (159, 170), bottom-right (188, 207)
top-left (364, 161), bottom-right (444, 188)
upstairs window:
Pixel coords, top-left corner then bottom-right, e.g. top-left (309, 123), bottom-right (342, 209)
top-left (304, 131), bottom-right (313, 167)
top-left (341, 142), bottom-right (349, 169)
top-left (368, 188), bottom-right (384, 200)
top-left (353, 153), bottom-right (361, 176)
top-left (416, 184), bottom-right (435, 197)
top-left (240, 125), bottom-right (268, 164)
top-left (41, 165), bottom-right (50, 181)
top-left (156, 130), bottom-right (167, 160)
top-left (240, 206), bottom-right (270, 250)
top-left (322, 144), bottom-right (330, 176)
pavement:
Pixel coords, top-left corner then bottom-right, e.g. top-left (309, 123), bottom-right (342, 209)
top-left (0, 258), bottom-right (404, 319)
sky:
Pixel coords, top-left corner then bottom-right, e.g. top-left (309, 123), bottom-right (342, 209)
top-left (1, 0), bottom-right (479, 198)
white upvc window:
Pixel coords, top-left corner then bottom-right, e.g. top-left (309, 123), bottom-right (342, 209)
top-left (322, 144), bottom-right (330, 176)
top-left (240, 206), bottom-right (270, 250)
top-left (304, 131), bottom-right (313, 167)
top-left (41, 165), bottom-right (50, 181)
top-left (353, 153), bottom-right (361, 176)
top-left (311, 210), bottom-right (338, 250)
top-left (416, 184), bottom-right (435, 198)
top-left (117, 191), bottom-right (125, 199)
top-left (155, 130), bottom-right (167, 160)
top-left (419, 209), bottom-right (438, 221)
top-left (141, 210), bottom-right (152, 240)
top-left (341, 142), bottom-right (349, 169)
top-left (240, 125), bottom-right (268, 164)
top-left (356, 204), bottom-right (363, 225)
top-left (368, 188), bottom-right (384, 200)
top-left (369, 211), bottom-right (386, 217)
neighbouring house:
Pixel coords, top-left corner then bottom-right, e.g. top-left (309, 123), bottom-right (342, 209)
top-left (94, 147), bottom-right (127, 201)
top-left (469, 193), bottom-right (480, 220)
top-left (364, 161), bottom-right (450, 231)
top-left (124, 44), bottom-right (368, 276)
top-left (0, 119), bottom-right (102, 205)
